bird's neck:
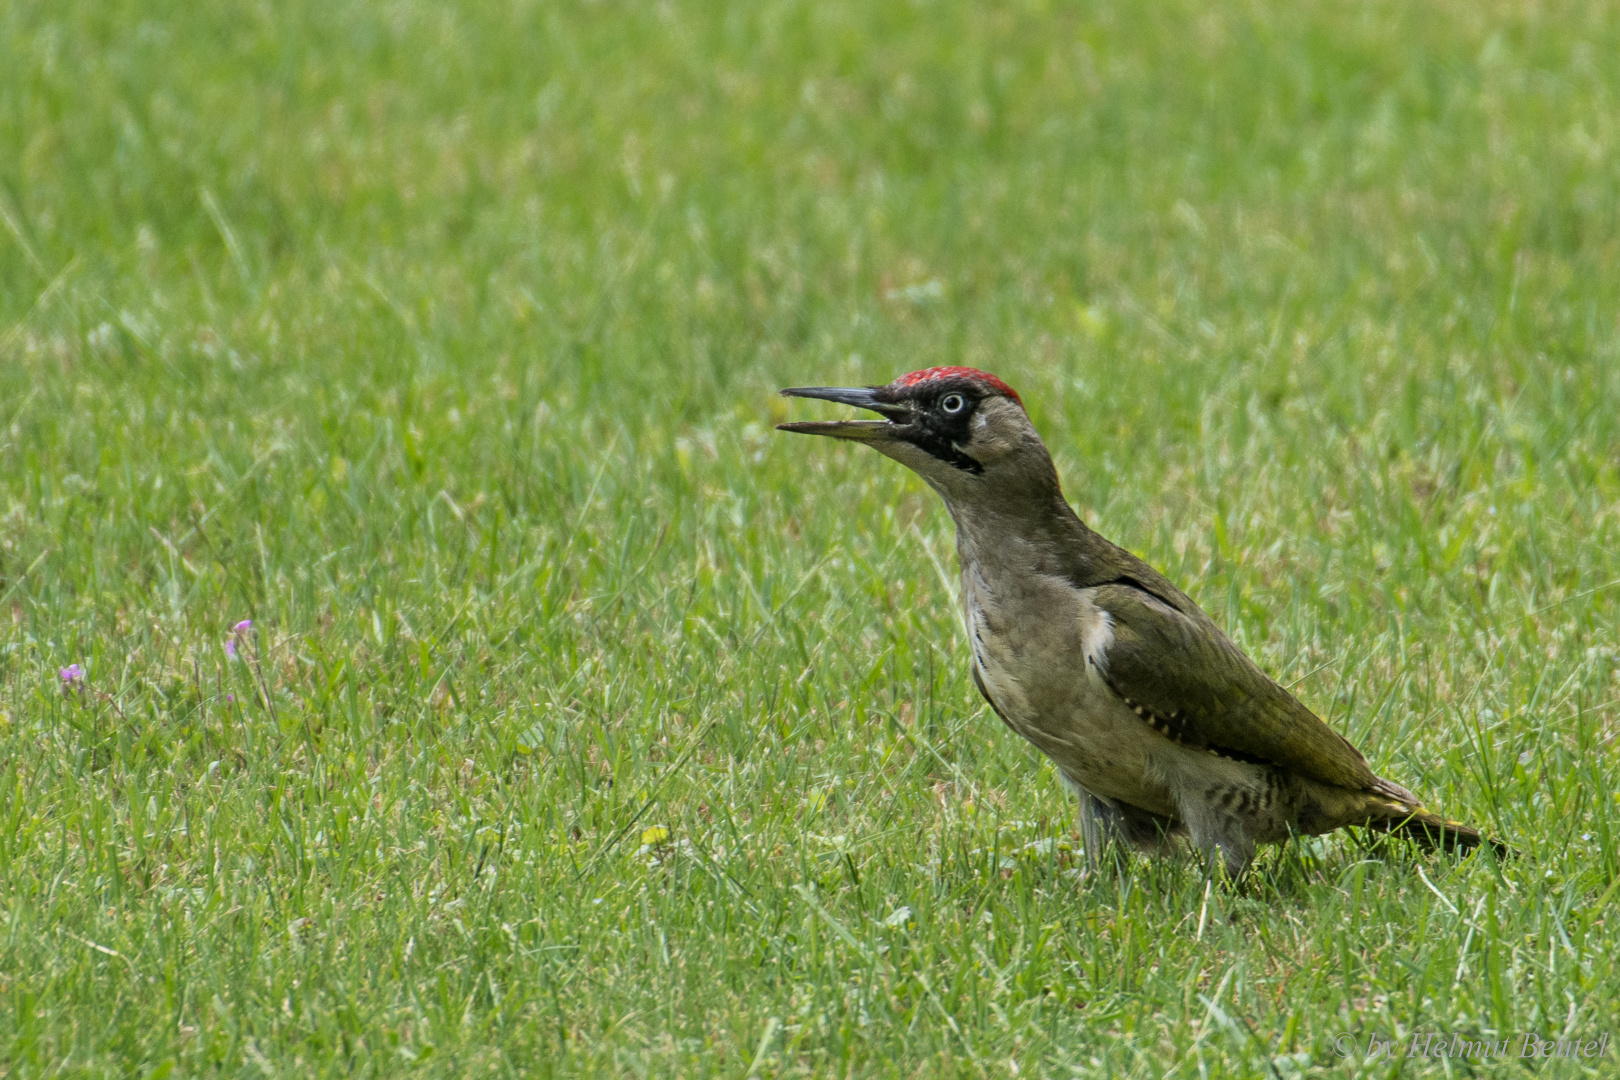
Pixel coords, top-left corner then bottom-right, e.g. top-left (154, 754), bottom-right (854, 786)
top-left (943, 477), bottom-right (1108, 583)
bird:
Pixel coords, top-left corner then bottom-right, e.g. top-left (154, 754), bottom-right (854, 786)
top-left (778, 366), bottom-right (1501, 876)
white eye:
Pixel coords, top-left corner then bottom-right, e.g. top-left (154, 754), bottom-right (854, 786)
top-left (941, 393), bottom-right (966, 414)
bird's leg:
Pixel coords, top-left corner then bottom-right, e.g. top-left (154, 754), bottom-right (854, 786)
top-left (1177, 797), bottom-right (1257, 880)
top-left (1064, 772), bottom-right (1185, 870)
top-left (1077, 790), bottom-right (1123, 869)
top-left (1057, 772), bottom-right (1120, 868)
top-left (1213, 842), bottom-right (1256, 884)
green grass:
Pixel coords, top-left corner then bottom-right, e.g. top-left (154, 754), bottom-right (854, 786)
top-left (3, 0), bottom-right (1620, 1075)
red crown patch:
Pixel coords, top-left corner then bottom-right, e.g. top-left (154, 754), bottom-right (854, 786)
top-left (894, 366), bottom-right (1023, 406)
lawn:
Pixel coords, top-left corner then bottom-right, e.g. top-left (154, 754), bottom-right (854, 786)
top-left (3, 0), bottom-right (1619, 1075)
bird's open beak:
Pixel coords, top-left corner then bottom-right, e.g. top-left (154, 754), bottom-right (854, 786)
top-left (775, 386), bottom-right (910, 441)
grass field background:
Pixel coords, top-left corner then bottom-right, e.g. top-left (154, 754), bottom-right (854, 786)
top-left (4, 0), bottom-right (1620, 1075)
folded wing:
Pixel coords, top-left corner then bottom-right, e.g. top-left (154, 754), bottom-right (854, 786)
top-left (1087, 581), bottom-right (1411, 800)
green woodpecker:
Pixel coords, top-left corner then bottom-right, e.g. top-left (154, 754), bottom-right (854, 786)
top-left (779, 366), bottom-right (1499, 875)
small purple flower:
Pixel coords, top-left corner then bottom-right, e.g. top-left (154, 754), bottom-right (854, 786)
top-left (59, 663), bottom-right (85, 688)
top-left (226, 619), bottom-right (253, 660)
top-left (226, 694), bottom-right (235, 703)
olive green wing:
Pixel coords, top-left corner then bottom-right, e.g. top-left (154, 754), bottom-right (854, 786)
top-left (1087, 582), bottom-right (1387, 793)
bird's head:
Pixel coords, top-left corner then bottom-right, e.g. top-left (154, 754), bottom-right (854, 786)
top-left (777, 367), bottom-right (1056, 501)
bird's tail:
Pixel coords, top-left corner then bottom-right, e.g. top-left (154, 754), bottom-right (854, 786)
top-left (1361, 802), bottom-right (1510, 857)
top-left (1301, 778), bottom-right (1510, 856)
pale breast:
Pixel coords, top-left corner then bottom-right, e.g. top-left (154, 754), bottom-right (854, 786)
top-left (961, 568), bottom-right (1170, 809)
